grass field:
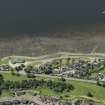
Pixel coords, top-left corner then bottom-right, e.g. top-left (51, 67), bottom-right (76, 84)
top-left (35, 79), bottom-right (105, 103)
top-left (0, 72), bottom-right (29, 81)
top-left (0, 72), bottom-right (105, 103)
top-left (68, 80), bottom-right (105, 102)
top-left (0, 59), bottom-right (9, 65)
top-left (1, 90), bottom-right (12, 97)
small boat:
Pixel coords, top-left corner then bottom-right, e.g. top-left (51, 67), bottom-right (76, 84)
top-left (101, 11), bottom-right (105, 14)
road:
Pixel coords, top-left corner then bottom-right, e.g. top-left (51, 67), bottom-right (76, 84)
top-left (0, 70), bottom-right (97, 84)
top-left (6, 53), bottom-right (98, 84)
top-left (18, 70), bottom-right (97, 84)
top-left (35, 74), bottom-right (97, 83)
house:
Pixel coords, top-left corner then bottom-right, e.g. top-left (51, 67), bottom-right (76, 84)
top-left (0, 64), bottom-right (9, 71)
top-left (12, 100), bottom-right (20, 105)
top-left (50, 102), bottom-right (56, 105)
top-left (59, 70), bottom-right (76, 77)
top-left (62, 101), bottom-right (72, 105)
top-left (0, 102), bottom-right (3, 105)
top-left (53, 69), bottom-right (60, 74)
top-left (31, 102), bottom-right (39, 105)
top-left (50, 96), bottom-right (58, 102)
top-left (19, 99), bottom-right (29, 104)
top-left (97, 73), bottom-right (105, 81)
top-left (3, 101), bottom-right (13, 105)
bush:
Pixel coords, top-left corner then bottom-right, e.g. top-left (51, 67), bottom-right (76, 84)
top-left (26, 73), bottom-right (36, 78)
top-left (96, 81), bottom-right (102, 86)
top-left (44, 69), bottom-right (52, 74)
top-left (102, 83), bottom-right (105, 88)
top-left (60, 77), bottom-right (66, 82)
top-left (16, 73), bottom-right (20, 76)
top-left (11, 71), bottom-right (15, 76)
top-left (87, 91), bottom-right (93, 97)
top-left (1, 79), bottom-right (74, 93)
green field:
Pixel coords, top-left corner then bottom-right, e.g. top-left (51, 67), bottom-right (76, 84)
top-left (68, 80), bottom-right (105, 102)
top-left (35, 79), bottom-right (105, 103)
top-left (0, 59), bottom-right (9, 65)
top-left (0, 72), bottom-right (105, 103)
top-left (0, 72), bottom-right (29, 81)
top-left (1, 90), bottom-right (12, 97)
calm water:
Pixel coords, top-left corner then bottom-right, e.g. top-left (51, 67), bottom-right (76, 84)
top-left (0, 0), bottom-right (105, 34)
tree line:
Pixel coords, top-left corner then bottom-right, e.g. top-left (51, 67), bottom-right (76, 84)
top-left (0, 74), bottom-right (74, 95)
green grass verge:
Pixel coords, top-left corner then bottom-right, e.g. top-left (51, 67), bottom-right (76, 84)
top-left (0, 72), bottom-right (29, 81)
top-left (1, 90), bottom-right (12, 97)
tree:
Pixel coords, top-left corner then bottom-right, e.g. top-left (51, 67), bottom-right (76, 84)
top-left (57, 59), bottom-right (63, 72)
top-left (45, 69), bottom-right (52, 74)
top-left (0, 74), bottom-right (4, 83)
top-left (44, 64), bottom-right (53, 74)
top-left (10, 68), bottom-right (15, 76)
top-left (46, 80), bottom-right (53, 89)
top-left (0, 89), bottom-right (2, 96)
top-left (96, 81), bottom-right (102, 86)
top-left (66, 58), bottom-right (71, 66)
top-left (26, 73), bottom-right (36, 78)
top-left (87, 91), bottom-right (93, 97)
top-left (102, 83), bottom-right (105, 88)
top-left (60, 77), bottom-right (66, 82)
top-left (24, 65), bottom-right (33, 73)
top-left (15, 67), bottom-right (20, 73)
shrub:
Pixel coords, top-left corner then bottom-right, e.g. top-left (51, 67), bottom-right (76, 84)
top-left (87, 91), bottom-right (93, 97)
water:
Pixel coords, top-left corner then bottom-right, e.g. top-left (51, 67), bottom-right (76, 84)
top-left (0, 0), bottom-right (105, 34)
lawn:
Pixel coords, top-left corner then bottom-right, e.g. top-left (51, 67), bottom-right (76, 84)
top-left (0, 72), bottom-right (105, 103)
top-left (0, 72), bottom-right (29, 81)
top-left (35, 79), bottom-right (105, 103)
top-left (0, 58), bottom-right (9, 65)
top-left (1, 90), bottom-right (12, 97)
top-left (67, 80), bottom-right (105, 102)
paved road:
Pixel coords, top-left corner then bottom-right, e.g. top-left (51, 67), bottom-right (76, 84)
top-left (35, 74), bottom-right (97, 83)
top-left (18, 69), bottom-right (97, 84)
top-left (0, 70), bottom-right (97, 84)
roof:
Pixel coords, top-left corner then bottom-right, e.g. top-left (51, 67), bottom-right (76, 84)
top-left (11, 58), bottom-right (25, 64)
